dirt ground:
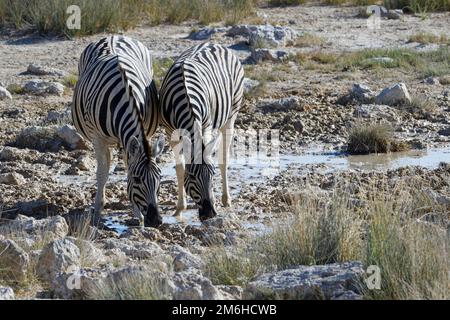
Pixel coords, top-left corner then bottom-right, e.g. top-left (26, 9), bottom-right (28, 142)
top-left (0, 4), bottom-right (449, 299)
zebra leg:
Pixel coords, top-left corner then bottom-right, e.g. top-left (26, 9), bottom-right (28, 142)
top-left (219, 117), bottom-right (236, 207)
top-left (93, 138), bottom-right (111, 215)
top-left (133, 205), bottom-right (144, 226)
top-left (170, 140), bottom-right (187, 216)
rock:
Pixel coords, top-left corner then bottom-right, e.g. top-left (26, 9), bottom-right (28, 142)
top-left (243, 261), bottom-right (364, 300)
top-left (227, 24), bottom-right (297, 47)
top-left (217, 285), bottom-right (243, 300)
top-left (351, 83), bottom-right (375, 104)
top-left (0, 287), bottom-right (15, 300)
top-left (0, 172), bottom-right (26, 185)
top-left (203, 215), bottom-right (239, 229)
top-left (246, 48), bottom-right (288, 64)
top-left (367, 5), bottom-right (388, 17)
top-left (16, 199), bottom-right (60, 217)
top-left (102, 238), bottom-right (163, 260)
top-left (37, 238), bottom-right (81, 284)
top-left (0, 239), bottom-right (30, 282)
top-left (353, 104), bottom-right (399, 122)
top-left (386, 10), bottom-right (402, 20)
top-left (375, 83), bottom-right (411, 106)
top-left (0, 146), bottom-right (31, 161)
top-left (259, 97), bottom-right (304, 112)
top-left (243, 78), bottom-right (260, 95)
top-left (66, 237), bottom-right (107, 267)
top-left (57, 125), bottom-right (88, 150)
top-left (44, 215), bottom-right (69, 240)
top-left (438, 127), bottom-right (450, 136)
top-left (424, 77), bottom-right (440, 85)
top-left (0, 86), bottom-right (12, 100)
top-left (189, 28), bottom-right (216, 40)
top-left (188, 27), bottom-right (228, 40)
top-left (74, 154), bottom-right (94, 171)
top-left (23, 79), bottom-right (65, 96)
top-left (14, 125), bottom-right (88, 152)
top-left (27, 64), bottom-right (66, 77)
top-left (423, 189), bottom-right (450, 206)
top-left (173, 271), bottom-right (223, 300)
top-left (53, 267), bottom-right (109, 299)
top-left (173, 250), bottom-right (203, 272)
top-left (0, 215), bottom-right (68, 243)
top-left (13, 125), bottom-right (62, 152)
top-left (293, 120), bottom-right (304, 134)
top-left (46, 109), bottom-right (71, 123)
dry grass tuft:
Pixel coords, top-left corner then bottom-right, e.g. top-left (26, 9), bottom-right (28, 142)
top-left (347, 123), bottom-right (409, 155)
top-left (204, 180), bottom-right (449, 299)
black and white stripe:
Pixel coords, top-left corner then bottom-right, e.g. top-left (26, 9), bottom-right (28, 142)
top-left (159, 43), bottom-right (244, 220)
top-left (72, 36), bottom-right (163, 227)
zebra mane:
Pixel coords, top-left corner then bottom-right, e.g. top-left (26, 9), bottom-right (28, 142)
top-left (117, 56), bottom-right (153, 162)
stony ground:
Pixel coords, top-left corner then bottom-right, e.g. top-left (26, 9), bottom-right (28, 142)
top-left (0, 5), bottom-right (449, 300)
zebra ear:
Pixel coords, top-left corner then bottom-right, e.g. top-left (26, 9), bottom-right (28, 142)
top-left (203, 134), bottom-right (220, 164)
top-left (151, 135), bottom-right (165, 159)
top-left (127, 136), bottom-right (142, 159)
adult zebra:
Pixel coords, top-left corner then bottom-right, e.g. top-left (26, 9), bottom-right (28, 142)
top-left (160, 43), bottom-right (244, 221)
top-left (72, 36), bottom-right (164, 227)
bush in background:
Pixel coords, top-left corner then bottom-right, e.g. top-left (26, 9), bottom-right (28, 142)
top-left (0, 0), bottom-right (256, 36)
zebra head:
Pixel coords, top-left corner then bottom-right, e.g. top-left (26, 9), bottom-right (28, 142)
top-left (126, 135), bottom-right (164, 227)
top-left (184, 135), bottom-right (221, 221)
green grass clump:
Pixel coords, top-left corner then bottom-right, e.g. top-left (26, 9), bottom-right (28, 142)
top-left (347, 123), bottom-right (410, 155)
top-left (152, 57), bottom-right (174, 89)
top-left (63, 73), bottom-right (78, 88)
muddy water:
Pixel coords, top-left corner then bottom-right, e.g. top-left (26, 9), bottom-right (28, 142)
top-left (57, 146), bottom-right (450, 234)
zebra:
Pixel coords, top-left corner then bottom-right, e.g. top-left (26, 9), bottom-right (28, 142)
top-left (159, 43), bottom-right (244, 221)
top-left (72, 35), bottom-right (164, 227)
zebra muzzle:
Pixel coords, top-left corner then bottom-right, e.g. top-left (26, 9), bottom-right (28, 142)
top-left (199, 199), bottom-right (217, 221)
top-left (144, 204), bottom-right (162, 227)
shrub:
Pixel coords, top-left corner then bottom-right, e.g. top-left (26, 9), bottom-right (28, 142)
top-left (347, 123), bottom-right (393, 154)
top-left (0, 0), bottom-right (256, 36)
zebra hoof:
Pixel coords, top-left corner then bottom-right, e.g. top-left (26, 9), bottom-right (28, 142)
top-left (144, 214), bottom-right (163, 228)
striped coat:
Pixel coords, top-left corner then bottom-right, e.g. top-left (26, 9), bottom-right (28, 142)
top-left (160, 43), bottom-right (244, 220)
top-left (72, 36), bottom-right (163, 227)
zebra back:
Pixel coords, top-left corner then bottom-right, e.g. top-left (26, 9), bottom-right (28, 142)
top-left (73, 36), bottom-right (159, 145)
top-left (159, 43), bottom-right (244, 144)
